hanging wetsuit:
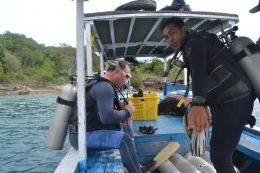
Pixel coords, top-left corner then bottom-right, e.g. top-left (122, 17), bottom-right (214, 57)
top-left (182, 29), bottom-right (256, 173)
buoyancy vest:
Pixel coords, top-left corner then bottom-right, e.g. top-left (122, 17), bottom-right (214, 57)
top-left (183, 31), bottom-right (252, 105)
top-left (68, 77), bottom-right (122, 131)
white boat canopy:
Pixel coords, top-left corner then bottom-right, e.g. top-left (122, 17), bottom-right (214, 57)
top-left (84, 10), bottom-right (239, 60)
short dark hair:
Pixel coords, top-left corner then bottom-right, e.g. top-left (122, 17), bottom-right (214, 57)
top-left (107, 60), bottom-right (130, 72)
top-left (159, 17), bottom-right (186, 32)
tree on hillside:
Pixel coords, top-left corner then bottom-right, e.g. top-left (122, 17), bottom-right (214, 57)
top-left (32, 59), bottom-right (56, 86)
top-left (3, 50), bottom-right (21, 73)
top-left (129, 72), bottom-right (142, 88)
top-left (0, 63), bottom-right (4, 78)
top-left (32, 51), bottom-right (45, 66)
top-left (142, 59), bottom-right (164, 75)
top-left (3, 31), bottom-right (42, 52)
top-left (57, 45), bottom-right (77, 76)
top-left (17, 47), bottom-right (34, 67)
top-left (0, 44), bottom-right (5, 63)
top-left (65, 55), bottom-right (76, 75)
top-left (59, 43), bottom-right (72, 48)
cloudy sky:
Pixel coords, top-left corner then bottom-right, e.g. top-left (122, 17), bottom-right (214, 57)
top-left (0, 0), bottom-right (259, 47)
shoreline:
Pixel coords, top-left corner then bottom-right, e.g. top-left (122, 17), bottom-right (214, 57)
top-left (0, 76), bottom-right (165, 96)
top-left (0, 89), bottom-right (61, 96)
top-left (0, 83), bottom-right (163, 96)
top-left (0, 84), bottom-right (62, 96)
top-left (0, 88), bottom-right (162, 96)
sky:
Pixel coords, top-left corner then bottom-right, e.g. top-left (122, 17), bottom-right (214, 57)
top-left (0, 0), bottom-right (259, 47)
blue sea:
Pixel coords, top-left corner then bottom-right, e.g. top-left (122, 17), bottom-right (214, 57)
top-left (0, 93), bottom-right (260, 173)
top-left (0, 94), bottom-right (70, 173)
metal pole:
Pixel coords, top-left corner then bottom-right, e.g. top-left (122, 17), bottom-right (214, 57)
top-left (164, 57), bottom-right (167, 82)
top-left (100, 51), bottom-right (104, 75)
top-left (85, 22), bottom-right (93, 77)
top-left (76, 0), bottom-right (86, 162)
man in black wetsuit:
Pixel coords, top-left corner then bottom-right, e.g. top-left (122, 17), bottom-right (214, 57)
top-left (160, 17), bottom-right (256, 173)
top-left (69, 60), bottom-right (143, 173)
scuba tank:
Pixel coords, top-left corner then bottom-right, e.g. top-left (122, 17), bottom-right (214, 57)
top-left (158, 160), bottom-right (181, 173)
top-left (228, 36), bottom-right (260, 100)
top-left (169, 153), bottom-right (200, 173)
top-left (184, 152), bottom-right (216, 173)
top-left (200, 151), bottom-right (241, 173)
top-left (45, 75), bottom-right (77, 150)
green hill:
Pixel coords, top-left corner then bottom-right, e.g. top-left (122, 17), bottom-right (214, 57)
top-left (0, 31), bottom-right (183, 88)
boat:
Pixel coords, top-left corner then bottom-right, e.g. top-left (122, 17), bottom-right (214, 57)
top-left (50, 1), bottom-right (260, 172)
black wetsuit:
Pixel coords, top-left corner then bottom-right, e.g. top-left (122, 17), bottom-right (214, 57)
top-left (183, 36), bottom-right (256, 173)
top-left (69, 81), bottom-right (142, 173)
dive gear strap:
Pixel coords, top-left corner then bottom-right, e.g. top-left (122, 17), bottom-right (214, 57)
top-left (56, 96), bottom-right (76, 107)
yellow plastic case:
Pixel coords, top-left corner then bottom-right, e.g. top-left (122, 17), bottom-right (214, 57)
top-left (129, 93), bottom-right (159, 120)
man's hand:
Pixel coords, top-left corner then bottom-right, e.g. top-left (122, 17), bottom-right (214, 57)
top-left (124, 103), bottom-right (135, 115)
top-left (187, 106), bottom-right (209, 133)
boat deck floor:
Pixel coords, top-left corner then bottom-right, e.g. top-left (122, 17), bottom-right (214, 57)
top-left (56, 114), bottom-right (260, 173)
top-left (130, 115), bottom-right (193, 164)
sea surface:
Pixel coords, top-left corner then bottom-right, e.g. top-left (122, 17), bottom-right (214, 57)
top-left (0, 94), bottom-right (70, 173)
top-left (0, 94), bottom-right (260, 173)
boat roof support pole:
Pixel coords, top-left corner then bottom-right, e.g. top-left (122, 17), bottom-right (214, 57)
top-left (163, 57), bottom-right (167, 83)
top-left (183, 68), bottom-right (187, 85)
top-left (100, 50), bottom-right (104, 75)
top-left (76, 0), bottom-right (87, 164)
top-left (105, 60), bottom-right (108, 70)
top-left (85, 21), bottom-right (93, 76)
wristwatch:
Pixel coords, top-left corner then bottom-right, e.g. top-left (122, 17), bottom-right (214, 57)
top-left (191, 96), bottom-right (205, 106)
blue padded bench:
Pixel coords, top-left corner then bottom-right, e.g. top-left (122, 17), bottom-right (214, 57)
top-left (73, 149), bottom-right (124, 173)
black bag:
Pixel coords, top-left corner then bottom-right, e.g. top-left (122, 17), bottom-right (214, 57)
top-left (158, 97), bottom-right (186, 115)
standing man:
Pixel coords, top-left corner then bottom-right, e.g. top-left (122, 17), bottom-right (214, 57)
top-left (69, 60), bottom-right (143, 173)
top-left (160, 17), bottom-right (256, 173)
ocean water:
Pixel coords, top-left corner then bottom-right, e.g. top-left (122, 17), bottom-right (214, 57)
top-left (0, 94), bottom-right (70, 173)
top-left (0, 94), bottom-right (260, 173)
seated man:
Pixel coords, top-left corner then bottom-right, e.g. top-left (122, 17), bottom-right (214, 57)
top-left (69, 60), bottom-right (142, 173)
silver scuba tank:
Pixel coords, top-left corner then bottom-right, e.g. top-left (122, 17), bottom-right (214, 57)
top-left (45, 82), bottom-right (77, 150)
top-left (200, 151), bottom-right (241, 173)
top-left (169, 153), bottom-right (200, 173)
top-left (158, 160), bottom-right (181, 173)
top-left (184, 152), bottom-right (216, 173)
top-left (228, 36), bottom-right (260, 99)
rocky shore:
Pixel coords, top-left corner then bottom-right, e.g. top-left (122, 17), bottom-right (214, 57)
top-left (134, 76), bottom-right (164, 92)
top-left (0, 84), bottom-right (63, 96)
top-left (0, 76), bottom-right (172, 96)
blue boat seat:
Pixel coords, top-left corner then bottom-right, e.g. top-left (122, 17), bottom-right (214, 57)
top-left (86, 149), bottom-right (124, 173)
top-left (71, 148), bottom-right (124, 173)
